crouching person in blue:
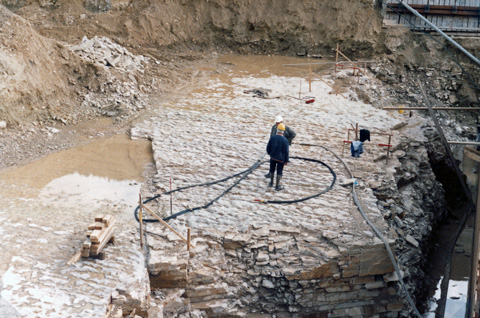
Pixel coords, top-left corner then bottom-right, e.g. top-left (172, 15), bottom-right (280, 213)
top-left (266, 123), bottom-right (289, 191)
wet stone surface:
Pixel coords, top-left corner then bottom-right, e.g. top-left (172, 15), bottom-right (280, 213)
top-left (133, 55), bottom-right (411, 317)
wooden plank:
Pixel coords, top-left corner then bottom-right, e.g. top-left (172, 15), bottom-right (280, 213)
top-left (141, 203), bottom-right (194, 249)
top-left (88, 222), bottom-right (105, 230)
top-left (90, 229), bottom-right (104, 243)
top-left (83, 237), bottom-right (92, 250)
top-left (86, 230), bottom-right (92, 237)
top-left (336, 49), bottom-right (376, 82)
top-left (464, 146), bottom-right (480, 162)
top-left (95, 215), bottom-right (105, 222)
top-left (81, 247), bottom-right (91, 258)
top-left (90, 226), bottom-right (116, 255)
top-left (92, 219), bottom-right (117, 245)
top-left (102, 214), bottom-right (113, 227)
top-left (67, 249), bottom-right (82, 265)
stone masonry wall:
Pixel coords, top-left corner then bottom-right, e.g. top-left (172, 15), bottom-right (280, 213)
top-left (146, 225), bottom-right (403, 317)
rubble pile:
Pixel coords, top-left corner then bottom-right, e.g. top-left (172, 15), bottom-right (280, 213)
top-left (69, 36), bottom-right (152, 118)
top-left (70, 36), bottom-right (149, 73)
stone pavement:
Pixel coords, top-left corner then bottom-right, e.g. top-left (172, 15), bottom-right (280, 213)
top-left (132, 56), bottom-right (408, 317)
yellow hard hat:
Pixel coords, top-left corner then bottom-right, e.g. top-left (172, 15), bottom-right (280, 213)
top-left (277, 123), bottom-right (286, 131)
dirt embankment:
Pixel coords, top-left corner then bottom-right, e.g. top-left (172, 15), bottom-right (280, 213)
top-left (11, 0), bottom-right (384, 56)
top-left (0, 6), bottom-right (93, 126)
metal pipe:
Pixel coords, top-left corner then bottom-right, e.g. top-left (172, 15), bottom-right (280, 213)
top-left (448, 141), bottom-right (480, 145)
top-left (383, 107), bottom-right (480, 110)
top-left (399, 0), bottom-right (480, 66)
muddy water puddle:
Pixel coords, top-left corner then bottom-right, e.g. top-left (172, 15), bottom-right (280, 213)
top-left (0, 133), bottom-right (153, 204)
top-left (169, 54), bottom-right (336, 112)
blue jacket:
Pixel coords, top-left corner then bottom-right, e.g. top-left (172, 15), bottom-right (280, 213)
top-left (267, 135), bottom-right (289, 163)
top-left (350, 141), bottom-right (364, 157)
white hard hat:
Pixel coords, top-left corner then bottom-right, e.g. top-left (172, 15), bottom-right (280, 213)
top-left (275, 115), bottom-right (283, 123)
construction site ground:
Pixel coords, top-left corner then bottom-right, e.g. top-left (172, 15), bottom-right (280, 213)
top-left (0, 54), bottom-right (427, 317)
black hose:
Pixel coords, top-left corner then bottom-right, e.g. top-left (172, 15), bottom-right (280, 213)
top-left (261, 156), bottom-right (336, 204)
top-left (134, 155), bottom-right (336, 222)
top-left (310, 143), bottom-right (422, 318)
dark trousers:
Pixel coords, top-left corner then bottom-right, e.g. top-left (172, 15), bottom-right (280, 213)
top-left (269, 159), bottom-right (284, 176)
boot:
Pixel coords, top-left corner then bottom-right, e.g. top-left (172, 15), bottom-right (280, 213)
top-left (268, 174), bottom-right (274, 187)
top-left (275, 175), bottom-right (284, 191)
top-left (264, 172), bottom-right (272, 178)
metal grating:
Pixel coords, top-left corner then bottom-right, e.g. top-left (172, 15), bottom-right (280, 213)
top-left (383, 0), bottom-right (480, 32)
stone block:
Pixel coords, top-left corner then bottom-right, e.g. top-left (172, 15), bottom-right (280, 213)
top-left (365, 281), bottom-right (386, 289)
top-left (329, 306), bottom-right (363, 317)
top-left (185, 284), bottom-right (228, 300)
top-left (387, 302), bottom-right (403, 312)
top-left (262, 279), bottom-right (275, 289)
top-left (405, 234), bottom-right (419, 247)
top-left (351, 276), bottom-right (376, 285)
top-left (150, 271), bottom-right (187, 289)
top-left (188, 269), bottom-right (215, 285)
top-left (148, 252), bottom-right (188, 275)
top-left (257, 252), bottom-right (269, 262)
top-left (223, 232), bottom-right (251, 249)
top-left (359, 245), bottom-right (394, 276)
top-left (288, 262), bottom-right (339, 280)
top-left (326, 285), bottom-right (351, 293)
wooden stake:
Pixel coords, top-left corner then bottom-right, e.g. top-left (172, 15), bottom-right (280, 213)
top-left (141, 203), bottom-right (194, 249)
top-left (312, 75), bottom-right (347, 98)
top-left (355, 123), bottom-right (359, 140)
top-left (299, 80), bottom-right (302, 99)
top-left (187, 228), bottom-right (191, 251)
top-left (139, 194), bottom-right (143, 248)
top-left (342, 129), bottom-right (350, 157)
top-left (337, 48), bottom-right (375, 82)
top-left (309, 65), bottom-right (312, 93)
top-left (335, 43), bottom-right (339, 76)
top-left (386, 135), bottom-right (392, 164)
top-left (170, 178), bottom-right (173, 215)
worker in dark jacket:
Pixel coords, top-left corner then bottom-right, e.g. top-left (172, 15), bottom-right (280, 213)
top-left (266, 123), bottom-right (289, 191)
top-left (270, 115), bottom-right (296, 145)
top-left (265, 115), bottom-right (295, 179)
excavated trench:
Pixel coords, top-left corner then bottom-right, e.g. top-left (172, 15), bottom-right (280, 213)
top-left (419, 150), bottom-right (475, 317)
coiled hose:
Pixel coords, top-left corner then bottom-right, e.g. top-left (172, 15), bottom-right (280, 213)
top-left (134, 154), bottom-right (336, 222)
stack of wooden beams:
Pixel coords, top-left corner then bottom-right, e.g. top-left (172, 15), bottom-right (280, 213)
top-left (67, 214), bottom-right (116, 265)
top-left (82, 214), bottom-right (116, 259)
